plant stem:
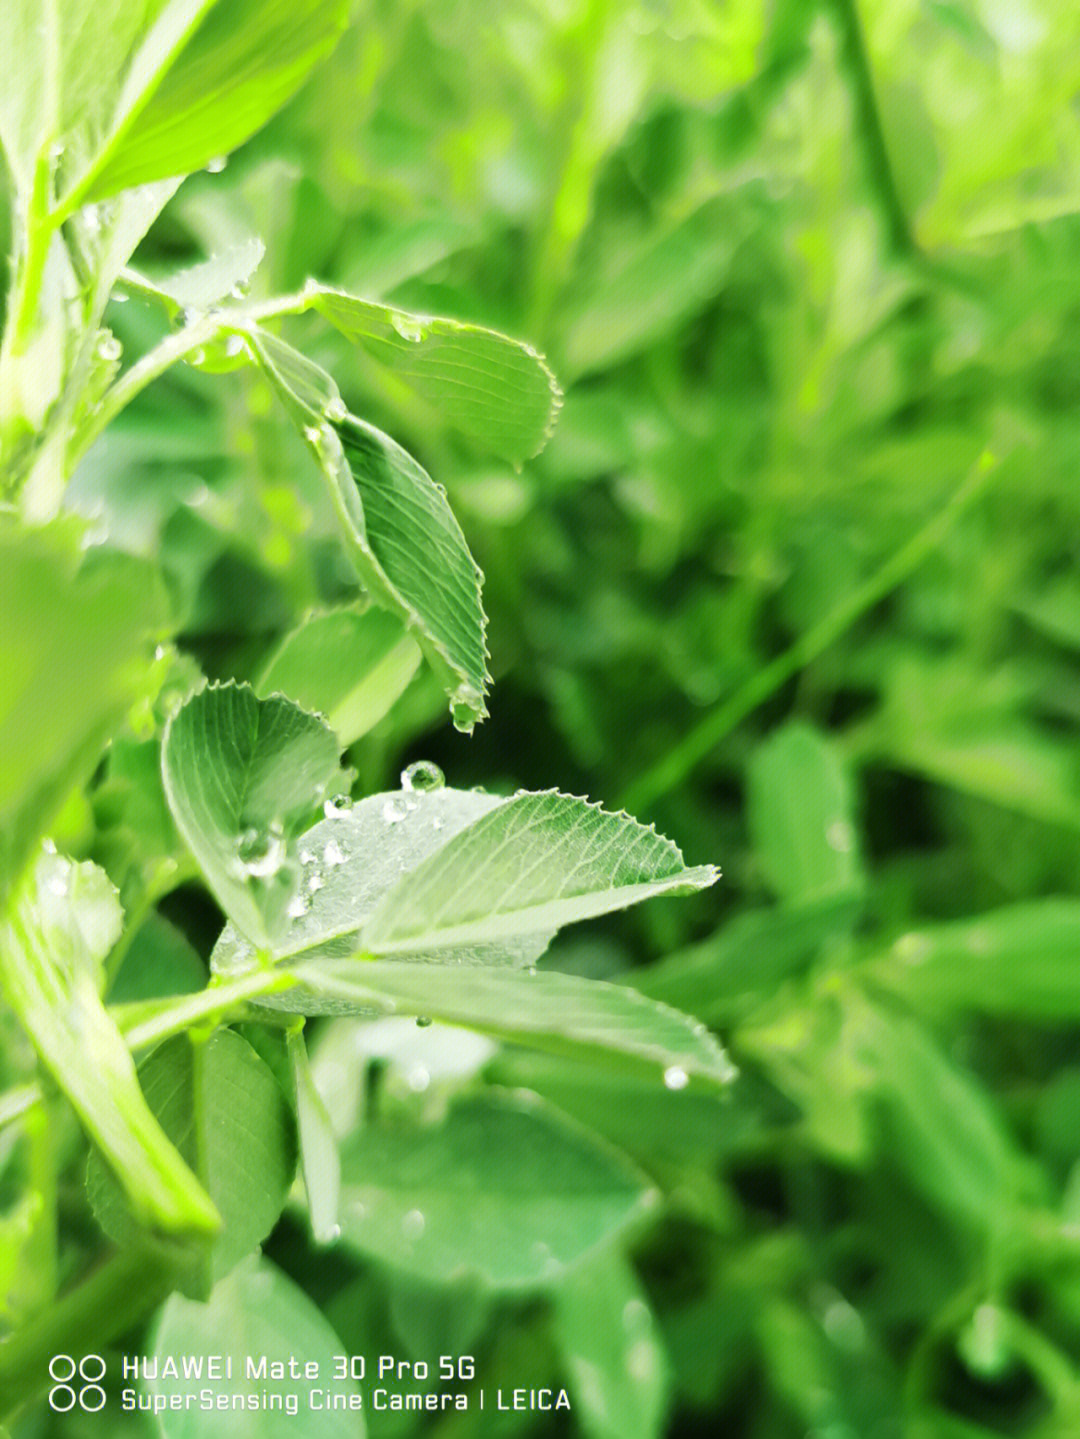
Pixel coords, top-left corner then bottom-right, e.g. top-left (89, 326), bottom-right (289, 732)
top-left (6, 153), bottom-right (56, 356)
top-left (620, 452), bottom-right (999, 814)
top-left (73, 288), bottom-right (311, 460)
top-left (116, 967), bottom-right (301, 1054)
top-left (0, 1248), bottom-right (182, 1422)
top-left (0, 967), bottom-right (301, 1136)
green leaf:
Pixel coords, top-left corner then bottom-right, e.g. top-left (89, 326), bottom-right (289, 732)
top-left (746, 723), bottom-right (864, 905)
top-left (336, 1093), bottom-right (656, 1288)
top-left (149, 1255), bottom-right (363, 1438)
top-left (59, 0), bottom-right (350, 210)
top-left (288, 961), bottom-right (736, 1088)
top-left (360, 790), bottom-right (718, 956)
top-left (109, 913), bottom-right (206, 1004)
top-left (286, 1026), bottom-right (340, 1245)
top-left (552, 1250), bottom-right (669, 1439)
top-left (87, 1030), bottom-right (295, 1289)
top-left (872, 899), bottom-right (1080, 1019)
top-left (161, 682), bottom-right (347, 948)
top-left (125, 236), bottom-right (266, 316)
top-left (310, 286), bottom-right (562, 465)
top-left (1, 851), bottom-right (217, 1234)
top-left (210, 785), bottom-right (507, 987)
top-left (250, 332), bottom-right (490, 731)
top-left (211, 789), bottom-right (719, 1026)
top-left (256, 604), bottom-right (422, 747)
top-left (0, 0), bottom-right (165, 195)
top-left (490, 1051), bottom-right (763, 1178)
top-left (0, 519), bottom-right (167, 905)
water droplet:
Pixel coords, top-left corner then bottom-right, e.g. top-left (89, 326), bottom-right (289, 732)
top-left (83, 206), bottom-right (102, 234)
top-left (154, 644), bottom-right (167, 661)
top-left (382, 798), bottom-right (408, 824)
top-left (224, 334), bottom-right (247, 357)
top-left (324, 396), bottom-right (347, 423)
top-left (286, 894), bottom-right (309, 920)
top-left (663, 1066), bottom-right (689, 1090)
top-left (300, 849), bottom-right (316, 866)
top-left (112, 291), bottom-right (129, 303)
top-left (42, 839), bottom-right (57, 855)
top-left (323, 839), bottom-right (347, 867)
top-left (324, 1223), bottom-right (342, 1242)
top-left (237, 826), bottom-right (284, 878)
top-left (308, 873), bottom-right (325, 893)
top-left (303, 424), bottom-right (321, 444)
top-left (46, 869), bottom-right (69, 897)
top-left (431, 817), bottom-right (444, 830)
top-left (189, 347), bottom-right (207, 367)
top-left (391, 313), bottom-right (425, 343)
top-left (401, 1209), bottom-right (426, 1239)
top-left (206, 155), bottom-right (228, 173)
top-left (95, 332), bottom-right (122, 362)
top-left (323, 794), bottom-right (353, 818)
top-left (407, 1064), bottom-right (430, 1092)
top-left (401, 760), bottom-right (445, 793)
top-left (415, 1016), bottom-right (432, 1028)
top-left (229, 279), bottom-right (250, 300)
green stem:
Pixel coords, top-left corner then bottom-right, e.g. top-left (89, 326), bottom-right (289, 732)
top-left (6, 153), bottom-right (56, 357)
top-left (830, 0), bottom-right (916, 256)
top-left (0, 1248), bottom-right (182, 1422)
top-left (116, 966), bottom-right (301, 1054)
top-left (0, 882), bottom-right (219, 1234)
top-left (74, 288), bottom-right (310, 460)
top-left (0, 967), bottom-right (300, 1136)
top-left (620, 452), bottom-right (998, 814)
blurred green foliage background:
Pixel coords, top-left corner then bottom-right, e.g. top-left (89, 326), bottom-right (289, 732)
top-left (17, 0), bottom-right (1080, 1434)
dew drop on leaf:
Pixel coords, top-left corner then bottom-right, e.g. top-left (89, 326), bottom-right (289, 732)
top-left (415, 1016), bottom-right (433, 1027)
top-left (323, 794), bottom-right (353, 818)
top-left (308, 873), bottom-right (325, 893)
top-left (224, 334), bottom-right (247, 357)
top-left (323, 839), bottom-right (347, 867)
top-left (663, 1066), bottom-right (689, 1090)
top-left (391, 313), bottom-right (425, 343)
top-left (382, 798), bottom-right (408, 824)
top-left (324, 396), bottom-right (347, 423)
top-left (237, 826), bottom-right (284, 878)
top-left (286, 894), bottom-right (309, 920)
top-left (300, 849), bottom-right (316, 866)
top-left (206, 155), bottom-right (228, 173)
top-left (95, 332), bottom-right (122, 362)
top-left (401, 760), bottom-right (444, 793)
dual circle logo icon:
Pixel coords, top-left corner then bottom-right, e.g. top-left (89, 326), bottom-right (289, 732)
top-left (49, 1355), bottom-right (107, 1412)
